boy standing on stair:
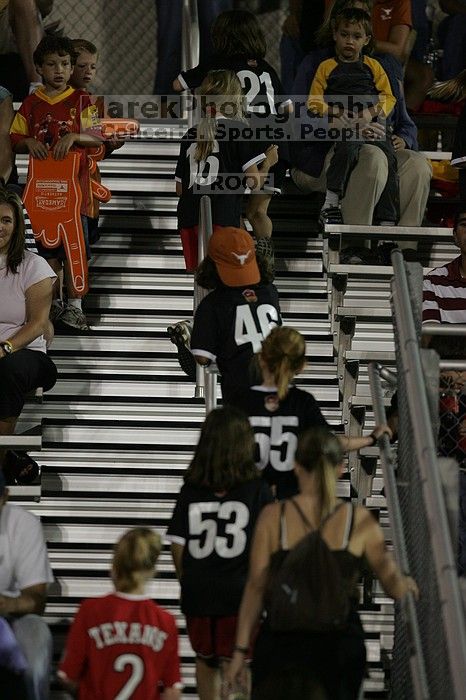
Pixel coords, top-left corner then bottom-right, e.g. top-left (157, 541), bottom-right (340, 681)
top-left (10, 36), bottom-right (102, 332)
top-left (307, 7), bottom-right (398, 226)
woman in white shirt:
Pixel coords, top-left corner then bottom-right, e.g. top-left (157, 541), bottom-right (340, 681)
top-left (0, 187), bottom-right (56, 482)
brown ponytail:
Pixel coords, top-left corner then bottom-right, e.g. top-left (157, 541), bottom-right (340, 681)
top-left (113, 528), bottom-right (162, 593)
top-left (260, 326), bottom-right (306, 401)
top-left (295, 427), bottom-right (343, 522)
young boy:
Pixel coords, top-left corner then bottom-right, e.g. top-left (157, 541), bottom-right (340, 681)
top-left (307, 7), bottom-right (398, 226)
top-left (70, 39), bottom-right (123, 248)
top-left (10, 36), bottom-right (102, 332)
top-left (190, 226), bottom-right (281, 403)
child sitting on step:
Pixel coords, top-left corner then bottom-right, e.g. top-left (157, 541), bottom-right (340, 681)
top-left (307, 7), bottom-right (398, 227)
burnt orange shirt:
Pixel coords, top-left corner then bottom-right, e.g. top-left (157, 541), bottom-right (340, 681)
top-left (324, 0), bottom-right (412, 42)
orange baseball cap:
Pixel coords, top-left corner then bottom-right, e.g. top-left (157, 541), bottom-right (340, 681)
top-left (208, 227), bottom-right (260, 287)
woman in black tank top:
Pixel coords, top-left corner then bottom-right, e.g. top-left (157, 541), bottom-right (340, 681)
top-left (226, 426), bottom-right (418, 699)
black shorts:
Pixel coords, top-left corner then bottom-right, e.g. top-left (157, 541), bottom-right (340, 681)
top-left (0, 349), bottom-right (57, 419)
top-left (35, 215), bottom-right (91, 261)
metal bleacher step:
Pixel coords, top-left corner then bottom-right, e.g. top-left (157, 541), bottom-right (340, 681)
top-left (15, 132), bottom-right (402, 697)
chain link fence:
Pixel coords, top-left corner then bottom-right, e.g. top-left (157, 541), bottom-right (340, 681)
top-left (388, 259), bottom-right (465, 698)
top-left (43, 0), bottom-right (285, 95)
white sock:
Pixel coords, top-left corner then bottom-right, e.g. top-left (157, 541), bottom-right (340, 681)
top-left (68, 298), bottom-right (82, 310)
top-left (323, 190), bottom-right (339, 209)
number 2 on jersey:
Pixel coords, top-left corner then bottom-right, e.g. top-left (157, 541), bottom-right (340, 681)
top-left (235, 303), bottom-right (279, 352)
top-left (113, 653), bottom-right (144, 700)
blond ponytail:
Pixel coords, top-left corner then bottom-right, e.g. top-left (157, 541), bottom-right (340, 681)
top-left (113, 528), bottom-right (162, 593)
top-left (261, 326), bottom-right (306, 401)
top-left (195, 69), bottom-right (245, 162)
top-left (295, 427), bottom-right (343, 524)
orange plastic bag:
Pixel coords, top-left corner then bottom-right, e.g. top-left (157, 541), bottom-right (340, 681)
top-left (22, 152), bottom-right (88, 295)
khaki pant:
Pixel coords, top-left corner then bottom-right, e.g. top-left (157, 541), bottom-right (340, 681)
top-left (292, 146), bottom-right (432, 247)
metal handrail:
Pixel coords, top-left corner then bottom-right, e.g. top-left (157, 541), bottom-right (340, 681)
top-left (368, 362), bottom-right (429, 700)
top-left (391, 248), bottom-right (466, 699)
top-left (422, 324), bottom-right (466, 336)
top-left (181, 0), bottom-right (199, 124)
top-left (193, 196), bottom-right (217, 412)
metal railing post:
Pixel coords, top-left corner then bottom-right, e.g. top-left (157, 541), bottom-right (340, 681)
top-left (181, 0), bottom-right (199, 125)
top-left (193, 196), bottom-right (217, 411)
top-left (368, 362), bottom-right (430, 700)
top-left (391, 248), bottom-right (466, 699)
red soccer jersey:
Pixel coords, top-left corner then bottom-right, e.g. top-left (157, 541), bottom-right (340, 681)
top-left (58, 592), bottom-right (182, 700)
top-left (10, 86), bottom-right (101, 216)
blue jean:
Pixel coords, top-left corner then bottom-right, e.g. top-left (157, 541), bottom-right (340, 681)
top-left (280, 35), bottom-right (305, 96)
top-left (410, 0), bottom-right (429, 62)
top-left (154, 0), bottom-right (233, 94)
top-left (438, 15), bottom-right (466, 80)
top-left (11, 615), bottom-right (52, 700)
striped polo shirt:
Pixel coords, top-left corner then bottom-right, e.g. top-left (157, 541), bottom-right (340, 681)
top-left (422, 256), bottom-right (466, 323)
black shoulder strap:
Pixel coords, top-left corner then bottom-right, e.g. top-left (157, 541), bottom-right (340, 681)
top-left (278, 500), bottom-right (287, 550)
top-left (341, 502), bottom-right (355, 549)
top-left (319, 501), bottom-right (348, 531)
top-left (289, 497), bottom-right (313, 531)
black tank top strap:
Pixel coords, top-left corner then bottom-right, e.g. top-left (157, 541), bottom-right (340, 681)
top-left (289, 497), bottom-right (313, 531)
top-left (278, 500), bottom-right (287, 550)
top-left (319, 501), bottom-right (348, 530)
top-left (341, 502), bottom-right (355, 550)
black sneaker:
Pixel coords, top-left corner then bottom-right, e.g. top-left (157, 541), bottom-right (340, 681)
top-left (377, 242), bottom-right (397, 265)
top-left (3, 450), bottom-right (41, 485)
top-left (340, 246), bottom-right (378, 265)
top-left (319, 206), bottom-right (343, 227)
top-left (167, 320), bottom-right (197, 381)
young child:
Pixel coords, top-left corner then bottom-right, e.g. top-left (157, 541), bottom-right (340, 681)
top-left (10, 36), bottom-right (102, 332)
top-left (174, 68), bottom-right (277, 272)
top-left (174, 9), bottom-right (291, 252)
top-left (190, 226), bottom-right (281, 403)
top-left (58, 527), bottom-right (182, 699)
top-left (307, 7), bottom-right (398, 226)
top-left (166, 406), bottom-right (273, 699)
top-left (70, 38), bottom-right (124, 246)
top-left (232, 325), bottom-right (392, 499)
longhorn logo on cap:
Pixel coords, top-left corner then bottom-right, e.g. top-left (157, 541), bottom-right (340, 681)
top-left (232, 250), bottom-right (251, 266)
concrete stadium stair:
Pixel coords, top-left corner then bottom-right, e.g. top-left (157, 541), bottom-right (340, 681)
top-left (13, 138), bottom-right (400, 698)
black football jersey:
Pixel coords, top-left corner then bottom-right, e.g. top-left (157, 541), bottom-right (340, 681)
top-left (175, 119), bottom-right (266, 228)
top-left (190, 283), bottom-right (281, 402)
top-left (179, 55), bottom-right (291, 118)
top-left (232, 385), bottom-right (330, 499)
top-left (166, 478), bottom-right (273, 615)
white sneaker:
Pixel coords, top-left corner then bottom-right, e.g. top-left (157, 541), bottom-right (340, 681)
top-left (59, 304), bottom-right (90, 332)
